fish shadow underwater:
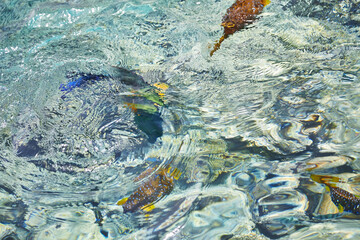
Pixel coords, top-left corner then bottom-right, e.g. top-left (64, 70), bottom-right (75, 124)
top-left (17, 67), bottom-right (165, 158)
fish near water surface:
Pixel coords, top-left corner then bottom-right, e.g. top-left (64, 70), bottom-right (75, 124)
top-left (210, 0), bottom-right (271, 56)
top-left (117, 166), bottom-right (181, 213)
top-left (59, 73), bottom-right (109, 94)
top-left (59, 68), bottom-right (167, 144)
top-left (311, 174), bottom-right (360, 215)
top-left (123, 82), bottom-right (169, 143)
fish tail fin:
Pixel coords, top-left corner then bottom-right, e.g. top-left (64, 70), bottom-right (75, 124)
top-left (117, 197), bottom-right (128, 206)
top-left (210, 35), bottom-right (227, 56)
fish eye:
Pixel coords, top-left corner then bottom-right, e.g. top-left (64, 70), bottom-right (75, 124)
top-left (226, 22), bottom-right (235, 28)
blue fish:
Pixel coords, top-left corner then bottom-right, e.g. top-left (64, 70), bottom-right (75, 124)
top-left (59, 73), bottom-right (109, 92)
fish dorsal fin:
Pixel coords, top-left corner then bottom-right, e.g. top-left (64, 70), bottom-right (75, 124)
top-left (134, 167), bottom-right (155, 182)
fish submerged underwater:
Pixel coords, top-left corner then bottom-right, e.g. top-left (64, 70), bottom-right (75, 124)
top-left (58, 68), bottom-right (180, 214)
top-left (210, 0), bottom-right (271, 56)
top-left (311, 174), bottom-right (360, 215)
top-left (16, 67), bottom-right (166, 158)
top-left (117, 165), bottom-right (182, 213)
top-left (61, 69), bottom-right (167, 145)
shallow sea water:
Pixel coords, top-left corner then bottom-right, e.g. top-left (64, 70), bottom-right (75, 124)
top-left (0, 0), bottom-right (360, 239)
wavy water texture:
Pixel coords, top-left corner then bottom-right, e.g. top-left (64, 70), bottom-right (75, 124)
top-left (0, 0), bottom-right (360, 239)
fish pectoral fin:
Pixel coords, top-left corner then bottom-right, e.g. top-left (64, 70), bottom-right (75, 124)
top-left (337, 204), bottom-right (344, 213)
top-left (170, 168), bottom-right (182, 180)
top-left (141, 204), bottom-right (155, 212)
top-left (263, 0), bottom-right (271, 6)
top-left (117, 197), bottom-right (128, 206)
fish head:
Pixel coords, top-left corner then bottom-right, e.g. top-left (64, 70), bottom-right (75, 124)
top-left (221, 20), bottom-right (238, 35)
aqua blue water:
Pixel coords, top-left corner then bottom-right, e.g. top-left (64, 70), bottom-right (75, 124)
top-left (0, 0), bottom-right (360, 239)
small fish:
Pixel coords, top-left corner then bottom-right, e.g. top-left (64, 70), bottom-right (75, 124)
top-left (311, 174), bottom-right (360, 215)
top-left (210, 0), bottom-right (271, 56)
top-left (117, 166), bottom-right (182, 213)
top-left (59, 73), bottom-right (109, 92)
top-left (123, 82), bottom-right (169, 143)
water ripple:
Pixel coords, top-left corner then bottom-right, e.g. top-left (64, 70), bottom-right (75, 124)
top-left (0, 0), bottom-right (360, 239)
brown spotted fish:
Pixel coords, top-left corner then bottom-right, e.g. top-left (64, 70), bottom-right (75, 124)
top-left (117, 166), bottom-right (181, 213)
top-left (210, 0), bottom-right (271, 56)
top-left (311, 174), bottom-right (360, 215)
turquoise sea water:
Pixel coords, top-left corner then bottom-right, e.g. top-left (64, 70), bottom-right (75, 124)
top-left (0, 0), bottom-right (360, 239)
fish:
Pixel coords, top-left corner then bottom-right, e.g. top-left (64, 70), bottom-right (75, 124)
top-left (60, 69), bottom-right (168, 143)
top-left (210, 0), bottom-right (271, 56)
top-left (59, 67), bottom-right (154, 94)
top-left (311, 174), bottom-right (360, 215)
top-left (117, 165), bottom-right (182, 213)
top-left (59, 73), bottom-right (109, 92)
top-left (123, 82), bottom-right (169, 143)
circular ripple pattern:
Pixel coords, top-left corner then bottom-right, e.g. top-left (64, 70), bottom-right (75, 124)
top-left (0, 0), bottom-right (359, 239)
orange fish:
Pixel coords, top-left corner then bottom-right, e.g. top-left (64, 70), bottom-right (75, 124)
top-left (311, 174), bottom-right (360, 215)
top-left (117, 166), bottom-right (181, 213)
top-left (210, 0), bottom-right (271, 56)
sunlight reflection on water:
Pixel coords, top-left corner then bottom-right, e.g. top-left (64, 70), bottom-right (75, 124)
top-left (0, 0), bottom-right (359, 239)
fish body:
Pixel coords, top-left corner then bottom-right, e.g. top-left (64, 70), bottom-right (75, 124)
top-left (311, 174), bottom-right (360, 215)
top-left (118, 166), bottom-right (181, 213)
top-left (60, 73), bottom-right (109, 92)
top-left (210, 0), bottom-right (270, 56)
top-left (60, 70), bottom-right (167, 143)
top-left (329, 186), bottom-right (360, 215)
top-left (123, 82), bottom-right (168, 143)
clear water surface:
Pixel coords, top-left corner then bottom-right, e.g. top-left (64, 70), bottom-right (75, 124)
top-left (0, 0), bottom-right (360, 239)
